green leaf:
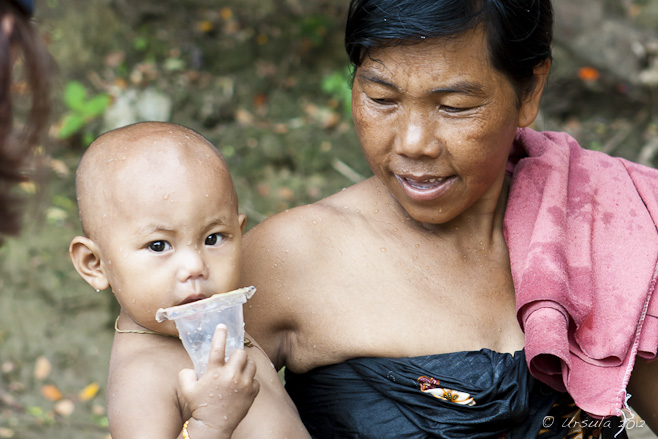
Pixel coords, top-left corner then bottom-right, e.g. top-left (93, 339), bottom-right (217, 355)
top-left (58, 113), bottom-right (86, 139)
top-left (322, 68), bottom-right (353, 115)
top-left (27, 406), bottom-right (44, 417)
top-left (95, 416), bottom-right (109, 428)
top-left (164, 57), bottom-right (185, 72)
top-left (82, 131), bottom-right (96, 147)
top-left (134, 36), bottom-right (148, 51)
top-left (82, 94), bottom-right (111, 117)
top-left (63, 81), bottom-right (88, 112)
top-left (52, 194), bottom-right (75, 210)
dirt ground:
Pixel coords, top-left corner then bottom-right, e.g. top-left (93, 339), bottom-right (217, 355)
top-left (1, 0), bottom-right (657, 438)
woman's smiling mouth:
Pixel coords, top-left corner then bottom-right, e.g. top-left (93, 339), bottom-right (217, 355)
top-left (396, 174), bottom-right (456, 201)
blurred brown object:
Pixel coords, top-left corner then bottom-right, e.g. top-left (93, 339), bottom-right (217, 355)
top-left (0, 0), bottom-right (55, 244)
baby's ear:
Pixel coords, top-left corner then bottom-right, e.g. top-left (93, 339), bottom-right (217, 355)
top-left (69, 236), bottom-right (110, 291)
top-left (238, 213), bottom-right (247, 234)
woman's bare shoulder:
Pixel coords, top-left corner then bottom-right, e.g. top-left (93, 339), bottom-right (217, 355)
top-left (243, 179), bottom-right (375, 253)
top-left (240, 180), bottom-right (376, 366)
top-left (242, 182), bottom-right (376, 289)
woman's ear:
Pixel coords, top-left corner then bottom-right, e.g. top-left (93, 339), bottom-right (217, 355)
top-left (518, 60), bottom-right (551, 128)
top-left (69, 236), bottom-right (110, 291)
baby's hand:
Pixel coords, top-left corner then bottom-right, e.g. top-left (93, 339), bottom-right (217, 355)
top-left (178, 324), bottom-right (260, 438)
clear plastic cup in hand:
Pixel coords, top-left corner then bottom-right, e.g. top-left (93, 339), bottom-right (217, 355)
top-left (155, 286), bottom-right (256, 377)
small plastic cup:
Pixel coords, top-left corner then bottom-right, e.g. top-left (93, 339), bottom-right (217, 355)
top-left (155, 286), bottom-right (256, 377)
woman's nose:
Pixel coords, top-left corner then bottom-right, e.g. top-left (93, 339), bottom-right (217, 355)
top-left (395, 109), bottom-right (441, 159)
top-left (177, 247), bottom-right (209, 282)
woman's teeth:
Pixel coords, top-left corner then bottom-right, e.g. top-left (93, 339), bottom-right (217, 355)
top-left (406, 177), bottom-right (444, 188)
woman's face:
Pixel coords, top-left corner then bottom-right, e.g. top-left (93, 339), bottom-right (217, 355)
top-left (351, 29), bottom-right (542, 225)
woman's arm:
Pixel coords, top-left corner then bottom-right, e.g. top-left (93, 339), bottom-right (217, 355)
top-left (240, 206), bottom-right (323, 370)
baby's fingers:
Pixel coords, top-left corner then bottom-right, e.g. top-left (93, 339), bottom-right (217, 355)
top-left (243, 357), bottom-right (257, 383)
top-left (244, 359), bottom-right (260, 395)
top-left (226, 353), bottom-right (259, 395)
top-left (207, 324), bottom-right (228, 367)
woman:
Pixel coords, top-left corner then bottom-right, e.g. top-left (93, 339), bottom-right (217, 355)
top-left (0, 0), bottom-right (53, 243)
top-left (241, 0), bottom-right (658, 437)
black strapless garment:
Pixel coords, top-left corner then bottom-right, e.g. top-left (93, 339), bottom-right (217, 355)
top-left (285, 349), bottom-right (627, 439)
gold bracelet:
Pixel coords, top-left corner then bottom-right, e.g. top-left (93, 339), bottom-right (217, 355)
top-left (182, 419), bottom-right (191, 439)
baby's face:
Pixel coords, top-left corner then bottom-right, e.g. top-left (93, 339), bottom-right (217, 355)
top-left (95, 142), bottom-right (245, 336)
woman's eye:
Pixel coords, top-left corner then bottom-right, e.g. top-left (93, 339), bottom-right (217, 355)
top-left (205, 233), bottom-right (224, 246)
top-left (148, 241), bottom-right (170, 252)
top-left (370, 97), bottom-right (392, 105)
top-left (440, 105), bottom-right (470, 113)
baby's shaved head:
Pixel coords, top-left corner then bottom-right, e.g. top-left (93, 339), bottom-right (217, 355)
top-left (76, 122), bottom-right (236, 240)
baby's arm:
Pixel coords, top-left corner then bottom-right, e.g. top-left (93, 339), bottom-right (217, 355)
top-left (107, 342), bottom-right (193, 438)
top-left (178, 324), bottom-right (260, 439)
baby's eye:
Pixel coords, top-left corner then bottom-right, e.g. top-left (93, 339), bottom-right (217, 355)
top-left (205, 233), bottom-right (225, 246)
top-left (148, 241), bottom-right (171, 252)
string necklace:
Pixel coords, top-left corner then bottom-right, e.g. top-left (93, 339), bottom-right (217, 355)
top-left (114, 316), bottom-right (268, 358)
top-left (114, 315), bottom-right (178, 338)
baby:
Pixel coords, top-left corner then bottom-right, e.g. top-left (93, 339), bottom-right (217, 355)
top-left (69, 122), bottom-right (309, 439)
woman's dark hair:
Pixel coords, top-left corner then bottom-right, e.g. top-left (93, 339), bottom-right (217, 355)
top-left (0, 1), bottom-right (53, 242)
top-left (345, 0), bottom-right (553, 102)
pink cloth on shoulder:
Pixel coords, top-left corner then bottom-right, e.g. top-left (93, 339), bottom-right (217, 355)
top-left (504, 128), bottom-right (658, 418)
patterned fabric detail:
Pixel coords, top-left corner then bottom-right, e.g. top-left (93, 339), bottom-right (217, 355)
top-left (417, 376), bottom-right (476, 406)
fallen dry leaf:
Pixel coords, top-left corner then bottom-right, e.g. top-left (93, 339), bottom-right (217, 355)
top-left (1, 361), bottom-right (15, 374)
top-left (253, 92), bottom-right (267, 108)
top-left (33, 356), bottom-right (52, 380)
top-left (578, 66), bottom-right (600, 82)
top-left (273, 123), bottom-right (289, 134)
top-left (49, 159), bottom-right (70, 178)
top-left (220, 7), bottom-right (233, 20)
top-left (78, 382), bottom-right (100, 402)
top-left (278, 187), bottom-right (295, 201)
top-left (257, 183), bottom-right (270, 197)
top-left (198, 20), bottom-right (213, 33)
top-left (18, 181), bottom-right (36, 195)
top-left (104, 51), bottom-right (125, 68)
top-left (40, 384), bottom-right (63, 401)
top-left (235, 108), bottom-right (255, 126)
top-left (54, 399), bottom-right (75, 417)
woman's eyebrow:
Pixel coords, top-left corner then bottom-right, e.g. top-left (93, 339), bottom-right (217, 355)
top-left (356, 73), bottom-right (401, 91)
top-left (358, 73), bottom-right (486, 97)
top-left (431, 80), bottom-right (486, 96)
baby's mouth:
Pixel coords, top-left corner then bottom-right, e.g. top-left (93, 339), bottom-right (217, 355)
top-left (178, 294), bottom-right (208, 306)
